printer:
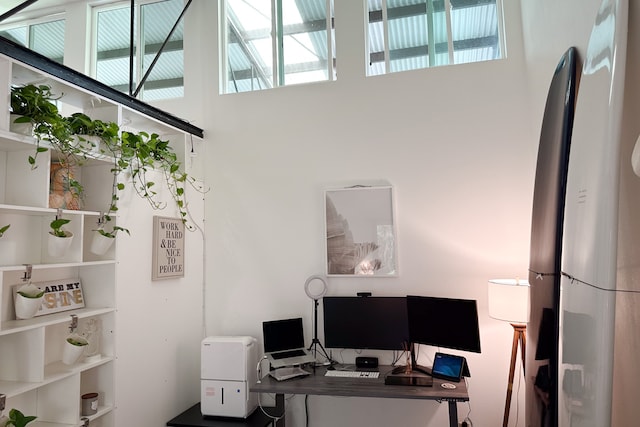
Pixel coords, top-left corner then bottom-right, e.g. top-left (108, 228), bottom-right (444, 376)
top-left (201, 336), bottom-right (258, 418)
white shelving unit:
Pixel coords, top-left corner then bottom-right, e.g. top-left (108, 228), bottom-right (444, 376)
top-left (0, 47), bottom-right (201, 427)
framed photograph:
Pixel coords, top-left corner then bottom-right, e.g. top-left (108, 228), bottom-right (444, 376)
top-left (152, 216), bottom-right (185, 280)
top-left (324, 186), bottom-right (397, 276)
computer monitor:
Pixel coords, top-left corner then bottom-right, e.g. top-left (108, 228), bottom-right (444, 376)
top-left (323, 296), bottom-right (409, 350)
top-left (406, 295), bottom-right (481, 353)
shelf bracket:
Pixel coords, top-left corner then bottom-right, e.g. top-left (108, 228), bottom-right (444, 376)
top-left (69, 314), bottom-right (78, 333)
top-left (22, 264), bottom-right (32, 282)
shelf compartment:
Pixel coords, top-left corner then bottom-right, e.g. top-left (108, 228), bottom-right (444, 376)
top-left (0, 307), bottom-right (114, 336)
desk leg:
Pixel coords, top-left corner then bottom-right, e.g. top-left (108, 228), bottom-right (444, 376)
top-left (448, 401), bottom-right (459, 427)
top-left (275, 393), bottom-right (285, 427)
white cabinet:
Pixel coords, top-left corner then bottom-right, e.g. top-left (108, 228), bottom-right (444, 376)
top-left (0, 47), bottom-right (200, 427)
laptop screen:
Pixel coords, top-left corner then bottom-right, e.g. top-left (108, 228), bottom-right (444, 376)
top-left (263, 317), bottom-right (305, 353)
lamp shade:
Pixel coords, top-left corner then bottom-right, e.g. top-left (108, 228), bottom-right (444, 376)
top-left (488, 279), bottom-right (530, 324)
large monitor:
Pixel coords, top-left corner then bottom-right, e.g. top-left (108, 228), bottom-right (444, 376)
top-left (323, 296), bottom-right (409, 350)
top-left (406, 295), bottom-right (481, 353)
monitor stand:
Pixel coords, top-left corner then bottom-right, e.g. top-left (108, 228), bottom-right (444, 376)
top-left (385, 343), bottom-right (433, 387)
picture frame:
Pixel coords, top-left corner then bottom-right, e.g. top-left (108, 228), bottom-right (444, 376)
top-left (152, 216), bottom-right (185, 280)
top-left (324, 185), bottom-right (397, 277)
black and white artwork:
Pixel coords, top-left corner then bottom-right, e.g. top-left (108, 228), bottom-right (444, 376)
top-left (324, 186), bottom-right (397, 276)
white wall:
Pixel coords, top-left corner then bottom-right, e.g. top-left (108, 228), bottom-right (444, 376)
top-left (187, 1), bottom-right (536, 426)
top-left (32, 0), bottom-right (614, 426)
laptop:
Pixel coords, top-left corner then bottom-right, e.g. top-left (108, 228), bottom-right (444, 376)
top-left (262, 317), bottom-right (317, 368)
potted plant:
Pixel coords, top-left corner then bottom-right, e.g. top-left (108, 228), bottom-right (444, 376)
top-left (65, 113), bottom-right (120, 155)
top-left (62, 333), bottom-right (88, 365)
top-left (65, 112), bottom-right (99, 152)
top-left (10, 83), bottom-right (60, 137)
top-left (1, 408), bottom-right (37, 427)
top-left (48, 217), bottom-right (73, 257)
top-left (11, 85), bottom-right (85, 207)
top-left (90, 220), bottom-right (129, 256)
top-left (0, 224), bottom-right (9, 237)
top-left (14, 282), bottom-right (44, 320)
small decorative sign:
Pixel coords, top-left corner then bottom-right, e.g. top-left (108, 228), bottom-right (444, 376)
top-left (152, 216), bottom-right (185, 280)
top-left (13, 278), bottom-right (85, 317)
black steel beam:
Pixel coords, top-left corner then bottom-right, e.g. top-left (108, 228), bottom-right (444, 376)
top-left (0, 0), bottom-right (39, 23)
top-left (0, 35), bottom-right (203, 138)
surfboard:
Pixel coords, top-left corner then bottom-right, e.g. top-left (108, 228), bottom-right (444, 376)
top-left (526, 46), bottom-right (577, 427)
top-left (559, 0), bottom-right (628, 426)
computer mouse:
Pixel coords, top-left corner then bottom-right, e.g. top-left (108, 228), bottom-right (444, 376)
top-left (441, 383), bottom-right (456, 389)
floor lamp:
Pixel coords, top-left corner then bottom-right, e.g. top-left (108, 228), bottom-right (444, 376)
top-left (488, 278), bottom-right (530, 427)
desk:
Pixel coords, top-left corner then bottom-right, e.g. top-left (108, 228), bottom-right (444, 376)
top-left (166, 403), bottom-right (273, 427)
top-left (250, 365), bottom-right (468, 427)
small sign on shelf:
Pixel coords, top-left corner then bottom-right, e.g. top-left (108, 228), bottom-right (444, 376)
top-left (13, 278), bottom-right (85, 317)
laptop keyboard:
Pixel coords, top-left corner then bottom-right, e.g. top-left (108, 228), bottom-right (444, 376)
top-left (272, 349), bottom-right (306, 360)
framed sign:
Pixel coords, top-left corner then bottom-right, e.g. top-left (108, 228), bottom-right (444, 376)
top-left (324, 185), bottom-right (397, 277)
top-left (13, 278), bottom-right (85, 317)
top-left (152, 216), bottom-right (185, 280)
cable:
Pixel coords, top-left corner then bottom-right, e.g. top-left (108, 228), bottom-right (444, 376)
top-left (256, 356), bottom-right (268, 384)
top-left (461, 379), bottom-right (474, 426)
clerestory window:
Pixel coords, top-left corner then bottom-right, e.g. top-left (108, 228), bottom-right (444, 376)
top-left (93, 0), bottom-right (185, 101)
top-left (0, 19), bottom-right (65, 64)
top-left (222, 0), bottom-right (336, 94)
top-left (367, 0), bottom-right (504, 76)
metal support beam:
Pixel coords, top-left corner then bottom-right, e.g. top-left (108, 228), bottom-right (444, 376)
top-left (133, 0), bottom-right (192, 98)
top-left (0, 0), bottom-right (38, 23)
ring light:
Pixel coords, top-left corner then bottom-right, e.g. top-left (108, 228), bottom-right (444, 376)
top-left (304, 274), bottom-right (328, 300)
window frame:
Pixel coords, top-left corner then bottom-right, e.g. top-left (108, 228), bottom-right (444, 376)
top-left (366, 0), bottom-right (506, 76)
top-left (221, 0), bottom-right (336, 94)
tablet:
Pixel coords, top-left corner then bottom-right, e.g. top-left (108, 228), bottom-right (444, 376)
top-left (431, 352), bottom-right (466, 382)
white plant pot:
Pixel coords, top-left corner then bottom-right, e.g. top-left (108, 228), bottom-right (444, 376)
top-left (14, 293), bottom-right (43, 320)
top-left (48, 232), bottom-right (73, 258)
top-left (90, 232), bottom-right (115, 255)
top-left (62, 336), bottom-right (88, 365)
top-left (72, 134), bottom-right (101, 154)
top-left (9, 114), bottom-right (33, 136)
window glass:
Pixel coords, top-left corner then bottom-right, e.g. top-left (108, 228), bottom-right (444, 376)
top-left (367, 0), bottom-right (503, 76)
top-left (95, 0), bottom-right (184, 101)
top-left (141, 0), bottom-right (184, 100)
top-left (226, 0), bottom-right (273, 92)
top-left (95, 6), bottom-right (135, 94)
top-left (224, 0), bottom-right (335, 94)
top-left (30, 20), bottom-right (65, 63)
top-left (0, 20), bottom-right (65, 64)
top-left (0, 27), bottom-right (27, 46)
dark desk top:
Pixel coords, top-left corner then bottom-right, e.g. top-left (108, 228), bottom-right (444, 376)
top-left (250, 365), bottom-right (469, 402)
top-left (166, 403), bottom-right (273, 427)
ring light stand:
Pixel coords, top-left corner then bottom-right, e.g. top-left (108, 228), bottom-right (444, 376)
top-left (304, 275), bottom-right (332, 363)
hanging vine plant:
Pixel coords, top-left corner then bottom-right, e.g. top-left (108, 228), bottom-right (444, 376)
top-left (11, 84), bottom-right (85, 207)
top-left (11, 85), bottom-right (204, 234)
top-left (119, 130), bottom-right (196, 228)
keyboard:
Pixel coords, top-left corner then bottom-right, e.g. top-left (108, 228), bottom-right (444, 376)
top-left (325, 370), bottom-right (380, 379)
top-left (271, 349), bottom-right (306, 360)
